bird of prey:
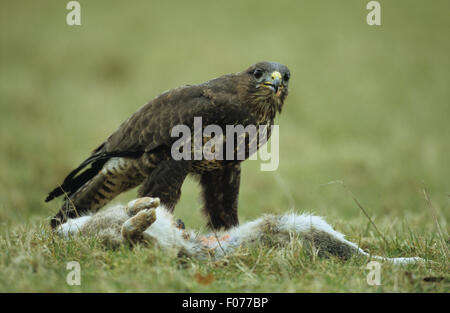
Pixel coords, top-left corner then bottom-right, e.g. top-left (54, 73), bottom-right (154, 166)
top-left (46, 61), bottom-right (291, 230)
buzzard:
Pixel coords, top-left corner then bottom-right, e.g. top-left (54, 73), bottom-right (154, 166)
top-left (46, 61), bottom-right (291, 230)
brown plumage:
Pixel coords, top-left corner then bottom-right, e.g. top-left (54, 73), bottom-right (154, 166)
top-left (46, 61), bottom-right (291, 230)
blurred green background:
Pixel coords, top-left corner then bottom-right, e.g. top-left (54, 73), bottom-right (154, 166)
top-left (0, 0), bottom-right (449, 230)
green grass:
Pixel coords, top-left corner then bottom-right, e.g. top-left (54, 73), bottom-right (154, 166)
top-left (0, 0), bottom-right (448, 292)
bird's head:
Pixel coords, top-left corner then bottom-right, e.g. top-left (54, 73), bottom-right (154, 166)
top-left (242, 61), bottom-right (290, 115)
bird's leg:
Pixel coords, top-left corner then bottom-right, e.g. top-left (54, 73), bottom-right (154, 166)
top-left (138, 159), bottom-right (191, 211)
top-left (200, 163), bottom-right (241, 230)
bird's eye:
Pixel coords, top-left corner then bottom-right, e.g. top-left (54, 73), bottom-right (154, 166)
top-left (283, 72), bottom-right (290, 82)
top-left (253, 69), bottom-right (263, 79)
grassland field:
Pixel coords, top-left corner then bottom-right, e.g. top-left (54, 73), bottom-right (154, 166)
top-left (0, 0), bottom-right (448, 292)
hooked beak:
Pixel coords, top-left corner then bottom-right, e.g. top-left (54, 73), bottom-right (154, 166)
top-left (263, 71), bottom-right (282, 94)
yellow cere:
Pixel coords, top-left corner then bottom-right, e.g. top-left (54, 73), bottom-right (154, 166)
top-left (271, 71), bottom-right (282, 80)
